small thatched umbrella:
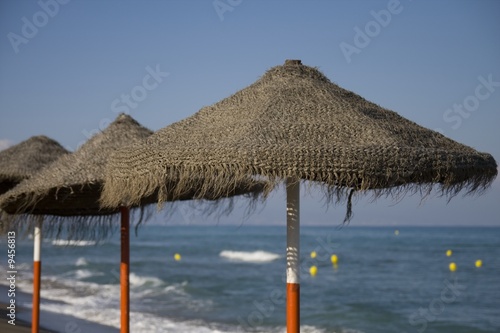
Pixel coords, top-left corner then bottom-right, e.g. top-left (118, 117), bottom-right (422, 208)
top-left (0, 136), bottom-right (69, 194)
top-left (0, 115), bottom-right (158, 218)
top-left (0, 114), bottom-right (153, 333)
top-left (0, 135), bottom-right (69, 333)
top-left (0, 135), bottom-right (69, 239)
top-left (101, 60), bottom-right (497, 332)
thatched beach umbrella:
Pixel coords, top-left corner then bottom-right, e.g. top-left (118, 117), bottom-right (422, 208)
top-left (0, 136), bottom-right (69, 194)
top-left (0, 114), bottom-right (153, 333)
top-left (0, 135), bottom-right (69, 249)
top-left (101, 60), bottom-right (497, 332)
top-left (0, 135), bottom-right (69, 333)
top-left (0, 115), bottom-right (156, 218)
top-left (1, 113), bottom-right (263, 333)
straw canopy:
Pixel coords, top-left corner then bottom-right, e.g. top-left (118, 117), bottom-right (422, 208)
top-left (0, 136), bottom-right (69, 194)
top-left (101, 137), bottom-right (265, 209)
top-left (0, 114), bottom-right (153, 217)
top-left (101, 60), bottom-right (497, 211)
top-left (0, 135), bottom-right (69, 234)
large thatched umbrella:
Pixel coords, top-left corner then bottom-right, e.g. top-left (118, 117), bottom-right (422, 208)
top-left (0, 135), bottom-right (69, 333)
top-left (101, 60), bottom-right (497, 332)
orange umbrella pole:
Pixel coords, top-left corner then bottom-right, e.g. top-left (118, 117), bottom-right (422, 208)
top-left (32, 217), bottom-right (42, 333)
top-left (120, 206), bottom-right (130, 333)
top-left (286, 179), bottom-right (300, 333)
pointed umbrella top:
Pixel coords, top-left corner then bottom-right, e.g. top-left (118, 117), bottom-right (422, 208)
top-left (101, 60), bottom-right (497, 210)
top-left (0, 135), bottom-right (69, 234)
top-left (0, 135), bottom-right (69, 194)
top-left (0, 114), bottom-right (153, 216)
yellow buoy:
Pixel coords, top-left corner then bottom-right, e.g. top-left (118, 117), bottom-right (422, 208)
top-left (449, 262), bottom-right (457, 272)
top-left (174, 253), bottom-right (181, 261)
top-left (394, 230), bottom-right (399, 236)
top-left (310, 251), bottom-right (317, 259)
top-left (475, 259), bottom-right (482, 268)
top-left (331, 254), bottom-right (338, 265)
top-left (309, 265), bottom-right (318, 277)
top-left (446, 249), bottom-right (452, 257)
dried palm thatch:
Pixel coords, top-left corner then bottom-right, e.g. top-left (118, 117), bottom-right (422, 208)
top-left (0, 114), bottom-right (154, 238)
top-left (0, 210), bottom-right (15, 235)
top-left (1, 114), bottom-right (263, 238)
top-left (101, 60), bottom-right (497, 216)
top-left (0, 136), bottom-right (69, 194)
top-left (0, 135), bottom-right (69, 234)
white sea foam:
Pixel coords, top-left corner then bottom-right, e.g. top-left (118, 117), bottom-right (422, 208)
top-left (52, 239), bottom-right (96, 246)
top-left (257, 325), bottom-right (353, 333)
top-left (10, 262), bottom-right (31, 271)
top-left (40, 300), bottom-right (253, 332)
top-left (75, 257), bottom-right (88, 266)
top-left (0, 271), bottom-right (336, 333)
top-left (37, 277), bottom-right (118, 308)
top-left (220, 250), bottom-right (281, 263)
top-left (74, 269), bottom-right (103, 280)
top-left (129, 272), bottom-right (164, 287)
top-left (29, 276), bottom-right (231, 332)
top-left (132, 240), bottom-right (169, 248)
top-left (163, 280), bottom-right (188, 293)
top-left (54, 269), bottom-right (91, 282)
top-left (339, 329), bottom-right (365, 333)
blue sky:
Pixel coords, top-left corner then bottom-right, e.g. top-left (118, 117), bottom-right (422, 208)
top-left (0, 0), bottom-right (499, 226)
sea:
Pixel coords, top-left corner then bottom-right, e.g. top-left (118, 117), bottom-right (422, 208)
top-left (1, 225), bottom-right (499, 333)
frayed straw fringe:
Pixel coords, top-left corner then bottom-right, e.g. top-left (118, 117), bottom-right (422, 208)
top-left (0, 209), bottom-right (16, 235)
top-left (0, 183), bottom-right (120, 216)
top-left (3, 205), bottom-right (153, 241)
top-left (101, 144), bottom-right (496, 222)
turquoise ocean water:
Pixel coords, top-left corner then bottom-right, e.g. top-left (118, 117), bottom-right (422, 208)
top-left (1, 225), bottom-right (499, 332)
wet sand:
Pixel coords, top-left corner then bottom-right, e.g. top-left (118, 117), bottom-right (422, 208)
top-left (0, 303), bottom-right (55, 333)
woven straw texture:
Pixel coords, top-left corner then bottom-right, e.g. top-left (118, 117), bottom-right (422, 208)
top-left (0, 135), bottom-right (69, 234)
top-left (0, 136), bottom-right (69, 194)
top-left (101, 60), bottom-right (497, 210)
top-left (0, 114), bottom-right (153, 216)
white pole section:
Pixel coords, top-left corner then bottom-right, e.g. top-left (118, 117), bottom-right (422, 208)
top-left (33, 219), bottom-right (41, 261)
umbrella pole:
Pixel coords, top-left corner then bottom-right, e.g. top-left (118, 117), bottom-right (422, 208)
top-left (32, 216), bottom-right (42, 333)
top-left (120, 206), bottom-right (130, 333)
top-left (286, 179), bottom-right (300, 333)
